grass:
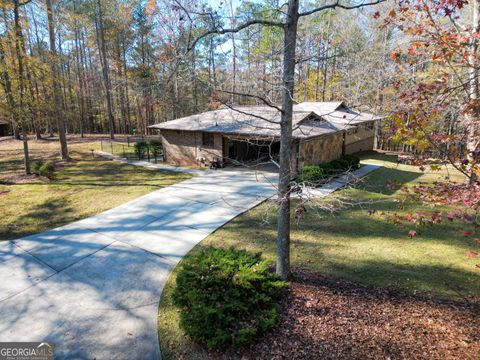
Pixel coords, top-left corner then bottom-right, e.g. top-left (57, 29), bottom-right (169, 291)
top-left (0, 137), bottom-right (192, 241)
top-left (158, 152), bottom-right (479, 360)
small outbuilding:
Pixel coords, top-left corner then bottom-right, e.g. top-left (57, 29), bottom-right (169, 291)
top-left (150, 102), bottom-right (381, 170)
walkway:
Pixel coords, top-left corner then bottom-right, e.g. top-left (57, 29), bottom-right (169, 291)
top-left (0, 160), bottom-right (379, 359)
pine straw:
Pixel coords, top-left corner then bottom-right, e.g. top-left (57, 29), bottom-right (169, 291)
top-left (196, 269), bottom-right (479, 360)
top-left (244, 269), bottom-right (480, 360)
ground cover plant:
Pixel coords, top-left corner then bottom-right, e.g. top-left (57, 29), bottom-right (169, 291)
top-left (172, 247), bottom-right (286, 349)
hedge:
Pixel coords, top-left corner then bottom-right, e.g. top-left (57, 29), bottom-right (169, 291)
top-left (297, 154), bottom-right (360, 185)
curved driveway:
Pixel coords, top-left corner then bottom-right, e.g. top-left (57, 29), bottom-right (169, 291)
top-left (0, 167), bottom-right (277, 359)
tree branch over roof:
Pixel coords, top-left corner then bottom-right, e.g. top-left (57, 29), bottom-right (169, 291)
top-left (186, 18), bottom-right (285, 53)
top-left (220, 89), bottom-right (284, 113)
top-left (298, 0), bottom-right (387, 18)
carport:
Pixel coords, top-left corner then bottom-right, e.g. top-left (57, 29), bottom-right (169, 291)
top-left (223, 136), bottom-right (280, 165)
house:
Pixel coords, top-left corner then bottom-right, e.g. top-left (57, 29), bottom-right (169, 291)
top-left (149, 102), bottom-right (381, 169)
top-left (0, 119), bottom-right (10, 137)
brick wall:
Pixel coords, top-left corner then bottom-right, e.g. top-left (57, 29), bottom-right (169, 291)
top-left (160, 130), bottom-right (223, 166)
top-left (298, 133), bottom-right (343, 166)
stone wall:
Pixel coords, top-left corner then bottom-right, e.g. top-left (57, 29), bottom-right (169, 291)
top-left (298, 133), bottom-right (343, 166)
top-left (344, 122), bottom-right (375, 154)
top-left (345, 136), bottom-right (374, 154)
top-left (160, 130), bottom-right (223, 166)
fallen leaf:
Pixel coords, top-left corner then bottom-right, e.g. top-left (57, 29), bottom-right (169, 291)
top-left (466, 251), bottom-right (478, 258)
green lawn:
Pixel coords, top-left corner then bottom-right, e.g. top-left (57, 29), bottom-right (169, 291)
top-left (0, 138), bottom-right (191, 241)
top-left (158, 152), bottom-right (479, 360)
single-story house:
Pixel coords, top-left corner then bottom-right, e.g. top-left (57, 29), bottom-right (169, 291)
top-left (0, 119), bottom-right (10, 137)
top-left (149, 101), bottom-right (382, 169)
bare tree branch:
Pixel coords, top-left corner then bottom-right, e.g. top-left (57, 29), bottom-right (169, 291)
top-left (299, 0), bottom-right (387, 18)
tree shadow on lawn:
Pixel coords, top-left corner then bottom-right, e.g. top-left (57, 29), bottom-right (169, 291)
top-left (1, 197), bottom-right (75, 241)
top-left (300, 257), bottom-right (480, 304)
top-left (352, 167), bottom-right (423, 196)
top-left (55, 159), bottom-right (186, 182)
top-left (211, 206), bottom-right (480, 301)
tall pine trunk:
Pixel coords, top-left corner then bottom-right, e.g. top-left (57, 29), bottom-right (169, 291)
top-left (46, 0), bottom-right (68, 159)
top-left (96, 0), bottom-right (115, 139)
top-left (13, 0), bottom-right (30, 174)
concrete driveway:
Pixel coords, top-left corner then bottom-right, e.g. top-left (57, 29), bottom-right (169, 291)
top-left (0, 168), bottom-right (277, 359)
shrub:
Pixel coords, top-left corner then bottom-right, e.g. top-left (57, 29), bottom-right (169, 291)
top-left (172, 247), bottom-right (286, 349)
top-left (32, 160), bottom-right (45, 175)
top-left (148, 140), bottom-right (162, 161)
top-left (343, 154), bottom-right (360, 169)
top-left (134, 141), bottom-right (148, 159)
top-left (297, 154), bottom-right (361, 185)
top-left (297, 164), bottom-right (322, 184)
top-left (38, 161), bottom-right (56, 181)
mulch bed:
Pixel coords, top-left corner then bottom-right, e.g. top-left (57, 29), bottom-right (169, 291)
top-left (222, 269), bottom-right (479, 360)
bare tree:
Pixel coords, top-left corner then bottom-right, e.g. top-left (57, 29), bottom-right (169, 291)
top-left (176, 0), bottom-right (385, 279)
top-left (466, 0), bottom-right (480, 183)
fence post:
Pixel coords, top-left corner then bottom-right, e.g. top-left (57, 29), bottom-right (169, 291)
top-left (147, 146), bottom-right (150, 162)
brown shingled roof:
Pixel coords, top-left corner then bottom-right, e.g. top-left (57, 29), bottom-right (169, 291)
top-left (150, 102), bottom-right (381, 140)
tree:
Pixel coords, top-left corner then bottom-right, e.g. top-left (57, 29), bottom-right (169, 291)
top-left (96, 0), bottom-right (115, 139)
top-left (13, 0), bottom-right (31, 174)
top-left (386, 0), bottom-right (479, 184)
top-left (176, 0), bottom-right (385, 279)
top-left (46, 0), bottom-right (68, 159)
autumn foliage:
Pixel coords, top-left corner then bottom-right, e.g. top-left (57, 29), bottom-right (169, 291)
top-left (383, 0), bottom-right (480, 182)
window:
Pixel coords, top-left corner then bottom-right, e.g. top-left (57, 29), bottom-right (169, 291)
top-left (202, 133), bottom-right (214, 147)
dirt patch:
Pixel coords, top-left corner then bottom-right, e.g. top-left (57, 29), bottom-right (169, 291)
top-left (196, 269), bottom-right (479, 360)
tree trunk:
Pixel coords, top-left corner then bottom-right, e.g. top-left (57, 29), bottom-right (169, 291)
top-left (73, 3), bottom-right (86, 138)
top-left (229, 0), bottom-right (237, 104)
top-left (96, 0), bottom-right (115, 139)
top-left (114, 35), bottom-right (127, 134)
top-left (13, 0), bottom-right (30, 174)
top-left (276, 0), bottom-right (299, 280)
top-left (0, 39), bottom-right (20, 140)
top-left (121, 38), bottom-right (132, 133)
top-left (46, 0), bottom-right (68, 159)
top-left (466, 0), bottom-right (480, 184)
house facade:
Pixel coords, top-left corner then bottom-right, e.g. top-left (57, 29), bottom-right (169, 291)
top-left (150, 102), bottom-right (381, 169)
